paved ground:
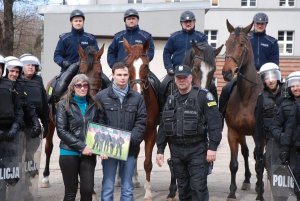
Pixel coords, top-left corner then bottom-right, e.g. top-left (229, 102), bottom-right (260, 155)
top-left (34, 125), bottom-right (297, 201)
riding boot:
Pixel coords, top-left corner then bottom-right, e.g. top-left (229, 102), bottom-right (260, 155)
top-left (209, 78), bottom-right (218, 104)
top-left (53, 62), bottom-right (79, 102)
top-left (159, 75), bottom-right (174, 111)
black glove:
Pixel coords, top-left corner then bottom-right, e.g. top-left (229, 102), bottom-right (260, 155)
top-left (6, 123), bottom-right (19, 141)
top-left (167, 68), bottom-right (174, 76)
top-left (43, 125), bottom-right (48, 139)
top-left (280, 151), bottom-right (290, 165)
top-left (62, 60), bottom-right (71, 69)
top-left (31, 118), bottom-right (42, 138)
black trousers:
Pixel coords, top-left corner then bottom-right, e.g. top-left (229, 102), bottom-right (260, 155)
top-left (59, 155), bottom-right (96, 201)
top-left (170, 142), bottom-right (209, 201)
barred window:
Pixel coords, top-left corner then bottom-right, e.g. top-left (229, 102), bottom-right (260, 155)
top-left (278, 31), bottom-right (294, 55)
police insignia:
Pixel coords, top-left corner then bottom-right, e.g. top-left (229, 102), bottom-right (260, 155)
top-left (206, 92), bottom-right (214, 101)
top-left (207, 101), bottom-right (217, 107)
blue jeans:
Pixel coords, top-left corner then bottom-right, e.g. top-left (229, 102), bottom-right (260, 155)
top-left (100, 155), bottom-right (135, 201)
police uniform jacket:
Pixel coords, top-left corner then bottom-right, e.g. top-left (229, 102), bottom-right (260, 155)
top-left (250, 31), bottom-right (279, 71)
top-left (56, 97), bottom-right (104, 152)
top-left (254, 84), bottom-right (285, 148)
top-left (54, 27), bottom-right (99, 70)
top-left (0, 78), bottom-right (23, 130)
top-left (95, 85), bottom-right (147, 158)
top-left (107, 25), bottom-right (155, 68)
top-left (156, 87), bottom-right (222, 154)
top-left (271, 96), bottom-right (295, 146)
top-left (163, 28), bottom-right (208, 70)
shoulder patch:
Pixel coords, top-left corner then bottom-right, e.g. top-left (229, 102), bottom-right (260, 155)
top-left (206, 92), bottom-right (215, 101)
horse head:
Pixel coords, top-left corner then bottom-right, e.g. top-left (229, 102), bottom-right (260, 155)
top-left (78, 44), bottom-right (105, 96)
top-left (123, 38), bottom-right (150, 93)
top-left (223, 19), bottom-right (254, 82)
top-left (183, 41), bottom-right (223, 89)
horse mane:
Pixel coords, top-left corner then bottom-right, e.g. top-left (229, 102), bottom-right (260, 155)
top-left (183, 42), bottom-right (216, 67)
top-left (84, 46), bottom-right (97, 71)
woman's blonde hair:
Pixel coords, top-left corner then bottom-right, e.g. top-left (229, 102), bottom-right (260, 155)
top-left (61, 74), bottom-right (92, 110)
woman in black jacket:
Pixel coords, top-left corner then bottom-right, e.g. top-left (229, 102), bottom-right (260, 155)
top-left (56, 74), bottom-right (104, 201)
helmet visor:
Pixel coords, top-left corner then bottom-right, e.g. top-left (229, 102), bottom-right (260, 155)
top-left (261, 70), bottom-right (281, 82)
top-left (287, 77), bottom-right (300, 87)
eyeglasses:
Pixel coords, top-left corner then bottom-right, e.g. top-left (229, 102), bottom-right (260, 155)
top-left (74, 83), bottom-right (89, 89)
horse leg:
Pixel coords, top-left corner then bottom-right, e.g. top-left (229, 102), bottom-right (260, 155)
top-left (240, 136), bottom-right (251, 191)
top-left (254, 145), bottom-right (265, 201)
top-left (143, 128), bottom-right (156, 200)
top-left (41, 120), bottom-right (55, 188)
top-left (227, 128), bottom-right (239, 201)
top-left (167, 144), bottom-right (177, 199)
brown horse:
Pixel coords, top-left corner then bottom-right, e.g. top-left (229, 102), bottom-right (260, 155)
top-left (41, 44), bottom-right (105, 188)
top-left (222, 20), bottom-right (263, 201)
top-left (123, 38), bottom-right (160, 200)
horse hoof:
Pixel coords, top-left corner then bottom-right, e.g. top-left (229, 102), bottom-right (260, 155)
top-left (40, 177), bottom-right (50, 188)
top-left (144, 181), bottom-right (152, 199)
top-left (255, 196), bottom-right (264, 201)
top-left (241, 182), bottom-right (251, 190)
top-left (226, 198), bottom-right (236, 201)
top-left (166, 197), bottom-right (177, 201)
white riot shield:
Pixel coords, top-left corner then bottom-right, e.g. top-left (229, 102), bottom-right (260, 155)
top-left (0, 130), bottom-right (25, 201)
top-left (267, 138), bottom-right (296, 201)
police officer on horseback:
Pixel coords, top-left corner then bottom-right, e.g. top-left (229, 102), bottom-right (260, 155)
top-left (107, 8), bottom-right (154, 68)
top-left (273, 71), bottom-right (300, 201)
top-left (52, 9), bottom-right (99, 102)
top-left (254, 62), bottom-right (286, 201)
top-left (250, 12), bottom-right (279, 71)
top-left (156, 65), bottom-right (222, 201)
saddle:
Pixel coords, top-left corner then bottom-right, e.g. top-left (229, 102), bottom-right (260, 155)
top-left (148, 71), bottom-right (161, 100)
top-left (219, 78), bottom-right (237, 116)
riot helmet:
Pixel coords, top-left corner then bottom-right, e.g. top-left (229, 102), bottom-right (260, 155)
top-left (4, 56), bottom-right (23, 79)
top-left (259, 62), bottom-right (281, 83)
top-left (253, 12), bottom-right (268, 24)
top-left (20, 53), bottom-right (41, 72)
top-left (287, 71), bottom-right (300, 88)
top-left (70, 9), bottom-right (85, 21)
top-left (124, 9), bottom-right (139, 22)
top-left (0, 54), bottom-right (4, 76)
top-left (180, 11), bottom-right (196, 22)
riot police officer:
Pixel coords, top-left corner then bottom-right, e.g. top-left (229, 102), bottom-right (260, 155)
top-left (250, 12), bottom-right (279, 71)
top-left (275, 71), bottom-right (300, 201)
top-left (254, 63), bottom-right (286, 201)
top-left (107, 8), bottom-right (155, 68)
top-left (52, 9), bottom-right (99, 102)
top-left (156, 65), bottom-right (222, 201)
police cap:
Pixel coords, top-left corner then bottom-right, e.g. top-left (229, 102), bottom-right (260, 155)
top-left (124, 9), bottom-right (139, 22)
top-left (70, 9), bottom-right (85, 21)
top-left (174, 65), bottom-right (192, 77)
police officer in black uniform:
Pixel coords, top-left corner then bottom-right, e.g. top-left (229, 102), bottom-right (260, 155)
top-left (156, 65), bottom-right (222, 201)
top-left (254, 63), bottom-right (286, 201)
top-left (274, 71), bottom-right (300, 201)
top-left (52, 9), bottom-right (99, 102)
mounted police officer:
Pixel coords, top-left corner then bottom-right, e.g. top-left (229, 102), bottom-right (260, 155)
top-left (250, 12), bottom-right (279, 71)
top-left (52, 9), bottom-right (99, 102)
top-left (254, 63), bottom-right (287, 201)
top-left (219, 12), bottom-right (279, 124)
top-left (107, 8), bottom-right (155, 68)
top-left (156, 64), bottom-right (222, 201)
top-left (274, 71), bottom-right (300, 201)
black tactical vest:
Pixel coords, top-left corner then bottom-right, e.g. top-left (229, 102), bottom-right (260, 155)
top-left (20, 79), bottom-right (43, 111)
top-left (0, 78), bottom-right (16, 127)
top-left (163, 88), bottom-right (204, 137)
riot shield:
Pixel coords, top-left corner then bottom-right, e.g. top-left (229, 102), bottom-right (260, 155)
top-left (0, 130), bottom-right (25, 201)
top-left (267, 138), bottom-right (296, 201)
top-left (22, 127), bottom-right (43, 200)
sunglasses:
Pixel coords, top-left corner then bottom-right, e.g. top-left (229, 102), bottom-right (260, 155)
top-left (74, 83), bottom-right (89, 89)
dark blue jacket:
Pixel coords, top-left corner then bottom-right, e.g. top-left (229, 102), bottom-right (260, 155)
top-left (163, 28), bottom-right (208, 70)
top-left (54, 27), bottom-right (99, 70)
top-left (250, 31), bottom-right (279, 71)
top-left (107, 26), bottom-right (155, 68)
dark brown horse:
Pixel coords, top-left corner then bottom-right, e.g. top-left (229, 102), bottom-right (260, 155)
top-left (222, 20), bottom-right (263, 201)
top-left (123, 38), bottom-right (160, 200)
top-left (41, 44), bottom-right (105, 188)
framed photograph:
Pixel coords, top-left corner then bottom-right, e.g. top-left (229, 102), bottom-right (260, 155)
top-left (85, 122), bottom-right (131, 161)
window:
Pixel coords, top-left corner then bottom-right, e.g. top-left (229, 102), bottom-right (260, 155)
top-left (278, 31), bottom-right (294, 55)
top-left (204, 30), bottom-right (218, 48)
top-left (128, 0), bottom-right (142, 3)
top-left (211, 0), bottom-right (219, 6)
top-left (279, 0), bottom-right (295, 7)
top-left (241, 0), bottom-right (256, 7)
